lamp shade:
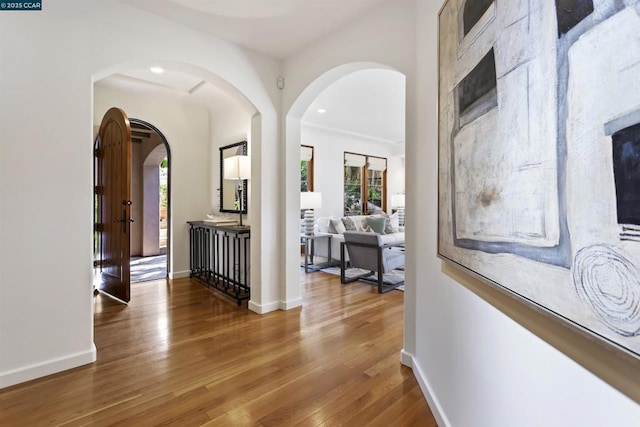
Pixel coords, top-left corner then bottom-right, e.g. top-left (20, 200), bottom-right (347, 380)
top-left (391, 194), bottom-right (405, 208)
top-left (224, 155), bottom-right (251, 180)
top-left (300, 192), bottom-right (322, 209)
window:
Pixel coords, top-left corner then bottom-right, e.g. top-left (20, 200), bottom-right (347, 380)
top-left (344, 152), bottom-right (387, 215)
top-left (301, 145), bottom-right (314, 192)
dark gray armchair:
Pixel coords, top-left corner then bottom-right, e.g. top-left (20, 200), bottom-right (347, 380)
top-left (340, 231), bottom-right (405, 293)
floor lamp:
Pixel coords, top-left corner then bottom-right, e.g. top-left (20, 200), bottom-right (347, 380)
top-left (391, 194), bottom-right (405, 227)
top-left (224, 155), bottom-right (251, 226)
top-left (300, 192), bottom-right (322, 236)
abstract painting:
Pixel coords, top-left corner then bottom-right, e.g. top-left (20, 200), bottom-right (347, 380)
top-left (438, 0), bottom-right (640, 357)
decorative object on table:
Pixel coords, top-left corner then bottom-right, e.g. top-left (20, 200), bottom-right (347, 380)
top-left (300, 191), bottom-right (322, 236)
top-left (438, 0), bottom-right (640, 358)
top-left (220, 141), bottom-right (248, 214)
top-left (391, 193), bottom-right (405, 227)
top-left (223, 154), bottom-right (251, 226)
top-left (205, 213), bottom-right (238, 226)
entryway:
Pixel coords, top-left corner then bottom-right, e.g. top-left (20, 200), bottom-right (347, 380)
top-left (94, 114), bottom-right (171, 301)
top-left (128, 119), bottom-right (171, 284)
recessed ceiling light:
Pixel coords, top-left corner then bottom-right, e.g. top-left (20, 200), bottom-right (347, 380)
top-left (150, 66), bottom-right (164, 74)
top-left (317, 108), bottom-right (326, 114)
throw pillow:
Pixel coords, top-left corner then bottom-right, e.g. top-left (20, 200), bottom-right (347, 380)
top-left (381, 213), bottom-right (394, 234)
top-left (316, 217), bottom-right (331, 234)
top-left (355, 218), bottom-right (371, 232)
top-left (330, 218), bottom-right (346, 234)
top-left (366, 216), bottom-right (386, 234)
top-left (327, 217), bottom-right (338, 234)
top-left (390, 212), bottom-right (400, 232)
top-left (342, 216), bottom-right (357, 231)
top-left (356, 223), bottom-right (369, 232)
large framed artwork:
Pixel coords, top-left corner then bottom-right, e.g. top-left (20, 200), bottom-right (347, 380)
top-left (438, 0), bottom-right (640, 358)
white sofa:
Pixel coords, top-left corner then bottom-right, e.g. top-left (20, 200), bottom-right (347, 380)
top-left (312, 214), bottom-right (405, 263)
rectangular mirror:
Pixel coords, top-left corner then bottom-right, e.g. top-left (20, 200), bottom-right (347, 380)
top-left (220, 141), bottom-right (248, 213)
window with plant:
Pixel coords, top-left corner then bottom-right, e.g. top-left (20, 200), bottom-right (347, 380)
top-left (301, 145), bottom-right (314, 192)
top-left (343, 152), bottom-right (387, 215)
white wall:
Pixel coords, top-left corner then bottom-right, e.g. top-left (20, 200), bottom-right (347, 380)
top-left (300, 124), bottom-right (404, 218)
top-left (94, 83), bottom-right (211, 276)
top-left (413, 1), bottom-right (640, 426)
top-left (282, 0), bottom-right (418, 314)
top-left (283, 0), bottom-right (640, 425)
top-left (2, 1), bottom-right (639, 420)
top-left (208, 97), bottom-right (252, 217)
top-left (0, 0), bottom-right (279, 388)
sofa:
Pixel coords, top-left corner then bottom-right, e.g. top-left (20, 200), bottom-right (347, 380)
top-left (313, 214), bottom-right (404, 263)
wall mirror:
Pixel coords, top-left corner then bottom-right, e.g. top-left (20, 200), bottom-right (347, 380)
top-left (219, 140), bottom-right (248, 214)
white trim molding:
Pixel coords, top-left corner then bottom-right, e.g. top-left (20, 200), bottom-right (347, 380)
top-left (248, 298), bottom-right (303, 314)
top-left (279, 298), bottom-right (303, 310)
top-left (400, 348), bottom-right (414, 368)
top-left (169, 271), bottom-right (190, 280)
top-left (248, 300), bottom-right (280, 314)
top-left (409, 353), bottom-right (451, 427)
top-left (0, 344), bottom-right (97, 389)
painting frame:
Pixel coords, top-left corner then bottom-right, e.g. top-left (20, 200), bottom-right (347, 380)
top-left (437, 0), bottom-right (640, 360)
top-left (219, 140), bottom-right (248, 214)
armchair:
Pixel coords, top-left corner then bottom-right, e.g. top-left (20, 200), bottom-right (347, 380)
top-left (340, 231), bottom-right (405, 293)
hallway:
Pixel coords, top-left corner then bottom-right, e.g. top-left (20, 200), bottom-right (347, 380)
top-left (0, 273), bottom-right (436, 426)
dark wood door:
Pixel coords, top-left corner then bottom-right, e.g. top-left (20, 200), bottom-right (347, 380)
top-left (96, 107), bottom-right (132, 303)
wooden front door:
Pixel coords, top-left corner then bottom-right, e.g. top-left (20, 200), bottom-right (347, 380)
top-left (96, 107), bottom-right (132, 303)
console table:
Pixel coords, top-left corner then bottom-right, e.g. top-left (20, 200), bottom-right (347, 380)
top-left (188, 221), bottom-right (250, 305)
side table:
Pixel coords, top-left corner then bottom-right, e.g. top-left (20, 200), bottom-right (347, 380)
top-left (301, 233), bottom-right (335, 273)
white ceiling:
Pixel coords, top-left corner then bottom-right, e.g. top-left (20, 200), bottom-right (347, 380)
top-left (122, 0), bottom-right (389, 59)
top-left (302, 69), bottom-right (405, 144)
top-left (103, 1), bottom-right (405, 144)
top-left (96, 70), bottom-right (242, 114)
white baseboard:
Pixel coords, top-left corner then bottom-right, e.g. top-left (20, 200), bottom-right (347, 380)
top-left (400, 348), bottom-right (414, 368)
top-left (248, 300), bottom-right (280, 314)
top-left (0, 344), bottom-right (97, 389)
top-left (410, 355), bottom-right (451, 427)
top-left (169, 270), bottom-right (190, 279)
top-left (280, 298), bottom-right (302, 310)
top-left (248, 298), bottom-right (303, 314)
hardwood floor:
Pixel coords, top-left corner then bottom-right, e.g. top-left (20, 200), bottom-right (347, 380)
top-left (0, 271), bottom-right (437, 426)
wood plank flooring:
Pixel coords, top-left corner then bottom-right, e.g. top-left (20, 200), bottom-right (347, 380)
top-left (0, 271), bottom-right (437, 426)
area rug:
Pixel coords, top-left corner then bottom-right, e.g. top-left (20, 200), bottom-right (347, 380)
top-left (131, 255), bottom-right (167, 283)
top-left (319, 266), bottom-right (404, 291)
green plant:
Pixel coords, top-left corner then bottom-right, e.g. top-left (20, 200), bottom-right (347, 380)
top-left (300, 160), bottom-right (308, 191)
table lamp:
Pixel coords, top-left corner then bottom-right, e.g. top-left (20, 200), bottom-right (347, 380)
top-left (224, 155), bottom-right (251, 226)
top-left (300, 192), bottom-right (322, 236)
top-left (391, 194), bottom-right (405, 226)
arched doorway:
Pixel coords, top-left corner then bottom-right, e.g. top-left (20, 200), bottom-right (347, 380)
top-left (129, 119), bottom-right (171, 283)
top-left (284, 63), bottom-right (407, 305)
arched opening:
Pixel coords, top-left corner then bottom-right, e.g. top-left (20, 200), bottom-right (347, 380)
top-left (92, 60), bottom-right (265, 307)
top-left (285, 63), bottom-right (407, 305)
top-left (93, 61), bottom-right (277, 318)
top-left (129, 119), bottom-right (171, 283)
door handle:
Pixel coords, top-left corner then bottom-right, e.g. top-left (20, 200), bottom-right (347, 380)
top-left (116, 209), bottom-right (134, 233)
